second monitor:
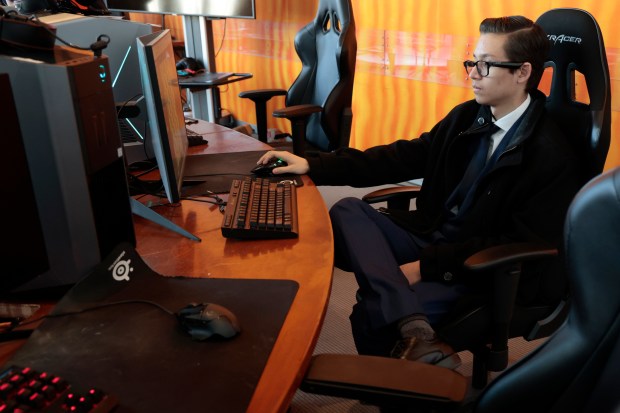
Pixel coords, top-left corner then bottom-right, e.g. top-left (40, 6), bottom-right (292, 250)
top-left (136, 29), bottom-right (189, 204)
top-left (136, 29), bottom-right (264, 202)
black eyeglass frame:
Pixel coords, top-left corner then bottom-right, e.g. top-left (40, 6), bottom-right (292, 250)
top-left (463, 60), bottom-right (524, 77)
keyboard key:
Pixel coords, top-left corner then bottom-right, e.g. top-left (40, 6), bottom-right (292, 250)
top-left (0, 365), bottom-right (117, 413)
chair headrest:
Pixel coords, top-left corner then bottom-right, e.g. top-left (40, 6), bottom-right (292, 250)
top-left (535, 8), bottom-right (611, 178)
top-left (536, 8), bottom-right (609, 111)
top-left (314, 0), bottom-right (355, 30)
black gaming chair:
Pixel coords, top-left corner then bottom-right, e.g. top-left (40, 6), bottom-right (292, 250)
top-left (302, 166), bottom-right (620, 412)
top-left (310, 7), bottom-right (612, 391)
top-left (239, 0), bottom-right (357, 156)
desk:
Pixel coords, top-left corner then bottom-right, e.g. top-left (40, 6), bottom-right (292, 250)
top-left (133, 122), bottom-right (335, 412)
top-left (0, 122), bottom-right (334, 412)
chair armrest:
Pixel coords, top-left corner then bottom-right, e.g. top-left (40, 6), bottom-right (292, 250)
top-left (273, 103), bottom-right (322, 120)
top-left (462, 242), bottom-right (558, 375)
top-left (238, 88), bottom-right (287, 102)
top-left (301, 353), bottom-right (468, 409)
top-left (464, 242), bottom-right (558, 271)
top-left (238, 89), bottom-right (288, 143)
top-left (362, 186), bottom-right (421, 210)
top-left (271, 104), bottom-right (322, 156)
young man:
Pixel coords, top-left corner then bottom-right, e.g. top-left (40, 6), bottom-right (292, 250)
top-left (256, 16), bottom-right (583, 368)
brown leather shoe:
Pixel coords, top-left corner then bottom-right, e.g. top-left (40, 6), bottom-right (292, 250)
top-left (391, 336), bottom-right (461, 370)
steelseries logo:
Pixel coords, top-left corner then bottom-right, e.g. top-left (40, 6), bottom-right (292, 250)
top-left (108, 250), bottom-right (134, 281)
top-left (548, 34), bottom-right (582, 45)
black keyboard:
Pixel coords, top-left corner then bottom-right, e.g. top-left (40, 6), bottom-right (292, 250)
top-left (221, 177), bottom-right (299, 239)
top-left (0, 365), bottom-right (117, 412)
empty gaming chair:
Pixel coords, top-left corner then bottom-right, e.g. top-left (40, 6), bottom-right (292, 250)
top-left (302, 165), bottom-right (620, 412)
top-left (345, 7), bottom-right (611, 389)
top-left (239, 0), bottom-right (357, 156)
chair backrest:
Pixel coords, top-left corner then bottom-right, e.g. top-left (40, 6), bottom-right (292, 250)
top-left (436, 7), bottom-right (612, 388)
top-left (286, 0), bottom-right (357, 151)
top-left (536, 7), bottom-right (611, 180)
top-left (475, 166), bottom-right (620, 413)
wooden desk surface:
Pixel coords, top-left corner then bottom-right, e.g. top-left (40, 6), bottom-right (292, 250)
top-left (134, 122), bottom-right (334, 413)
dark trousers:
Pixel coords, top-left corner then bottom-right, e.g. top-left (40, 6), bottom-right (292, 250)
top-left (329, 197), bottom-right (470, 356)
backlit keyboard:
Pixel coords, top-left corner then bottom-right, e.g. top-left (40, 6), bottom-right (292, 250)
top-left (0, 365), bottom-right (117, 412)
top-left (221, 177), bottom-right (299, 239)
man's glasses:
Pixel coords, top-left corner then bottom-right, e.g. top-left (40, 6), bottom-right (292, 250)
top-left (463, 60), bottom-right (524, 77)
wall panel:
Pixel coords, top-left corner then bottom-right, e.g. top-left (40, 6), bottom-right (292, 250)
top-left (207, 1), bottom-right (619, 169)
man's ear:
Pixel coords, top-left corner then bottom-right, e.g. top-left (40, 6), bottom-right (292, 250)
top-left (517, 62), bottom-right (532, 84)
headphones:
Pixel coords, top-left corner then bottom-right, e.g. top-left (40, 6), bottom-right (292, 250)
top-left (176, 57), bottom-right (205, 76)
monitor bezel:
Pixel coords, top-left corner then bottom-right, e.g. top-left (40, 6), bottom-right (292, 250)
top-left (105, 0), bottom-right (256, 19)
top-left (136, 29), bottom-right (188, 204)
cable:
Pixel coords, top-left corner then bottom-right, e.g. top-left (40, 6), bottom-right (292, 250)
top-left (116, 93), bottom-right (143, 117)
top-left (140, 117), bottom-right (152, 159)
top-left (2, 8), bottom-right (24, 17)
top-left (126, 162), bottom-right (157, 175)
top-left (18, 299), bottom-right (176, 328)
top-left (27, 13), bottom-right (111, 56)
top-left (1, 299), bottom-right (178, 343)
top-left (214, 18), bottom-right (227, 58)
top-left (182, 192), bottom-right (227, 213)
top-left (126, 173), bottom-right (164, 197)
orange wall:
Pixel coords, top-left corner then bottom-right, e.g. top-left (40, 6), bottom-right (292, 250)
top-left (211, 1), bottom-right (620, 170)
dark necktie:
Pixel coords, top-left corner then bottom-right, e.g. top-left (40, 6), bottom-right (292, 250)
top-left (446, 123), bottom-right (499, 214)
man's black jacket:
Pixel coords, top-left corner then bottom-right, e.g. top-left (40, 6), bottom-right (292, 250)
top-left (306, 90), bottom-right (584, 305)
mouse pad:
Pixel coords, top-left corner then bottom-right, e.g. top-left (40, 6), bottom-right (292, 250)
top-left (6, 242), bottom-right (299, 413)
top-left (182, 150), bottom-right (302, 193)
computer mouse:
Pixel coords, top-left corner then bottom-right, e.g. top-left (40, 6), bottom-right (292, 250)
top-left (251, 158), bottom-right (288, 176)
top-left (176, 302), bottom-right (241, 341)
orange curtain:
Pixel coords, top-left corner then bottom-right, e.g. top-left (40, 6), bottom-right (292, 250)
top-left (212, 0), bottom-right (620, 170)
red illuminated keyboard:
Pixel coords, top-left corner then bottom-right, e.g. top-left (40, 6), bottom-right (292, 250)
top-left (0, 365), bottom-right (117, 412)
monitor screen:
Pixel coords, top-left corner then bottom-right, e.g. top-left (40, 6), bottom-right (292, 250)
top-left (136, 29), bottom-right (188, 204)
top-left (105, 0), bottom-right (256, 19)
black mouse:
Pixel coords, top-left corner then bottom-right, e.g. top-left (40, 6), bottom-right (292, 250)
top-left (176, 303), bottom-right (241, 341)
top-left (251, 158), bottom-right (288, 176)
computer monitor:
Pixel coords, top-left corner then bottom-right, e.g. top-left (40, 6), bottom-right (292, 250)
top-left (136, 29), bottom-right (189, 204)
top-left (105, 0), bottom-right (256, 19)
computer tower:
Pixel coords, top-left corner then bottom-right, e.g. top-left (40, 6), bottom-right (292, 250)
top-left (39, 13), bottom-right (155, 164)
top-left (0, 47), bottom-right (135, 296)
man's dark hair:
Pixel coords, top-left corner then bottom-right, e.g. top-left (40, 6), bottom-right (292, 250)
top-left (480, 16), bottom-right (549, 92)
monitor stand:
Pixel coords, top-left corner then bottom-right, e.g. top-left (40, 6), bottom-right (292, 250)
top-left (130, 198), bottom-right (200, 242)
top-left (183, 15), bottom-right (217, 122)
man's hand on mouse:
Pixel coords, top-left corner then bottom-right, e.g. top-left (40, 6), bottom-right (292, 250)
top-left (257, 151), bottom-right (310, 175)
